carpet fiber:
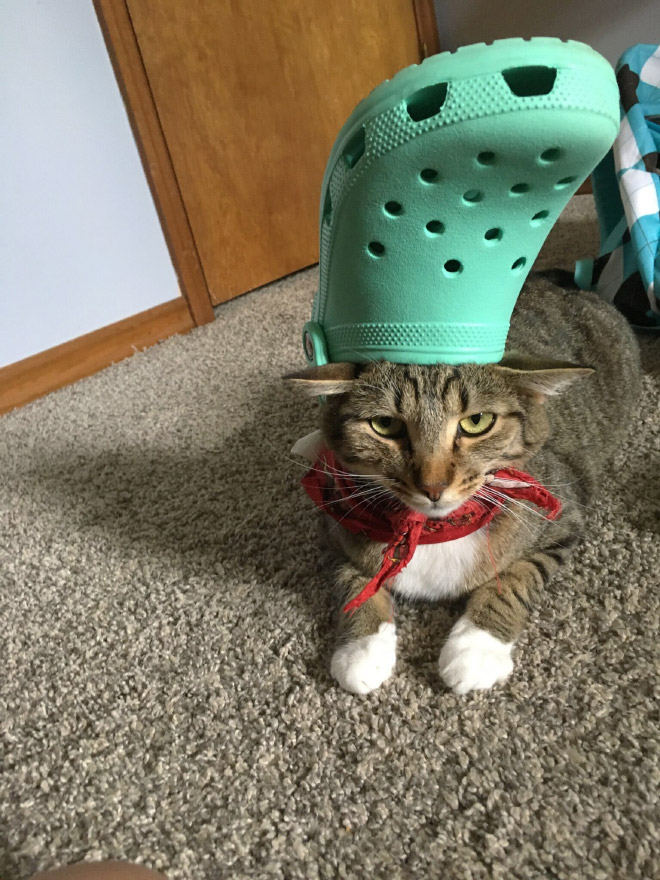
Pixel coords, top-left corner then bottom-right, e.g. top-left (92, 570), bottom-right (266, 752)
top-left (2, 197), bottom-right (659, 880)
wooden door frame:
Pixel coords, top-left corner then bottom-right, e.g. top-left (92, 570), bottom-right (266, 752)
top-left (95, 0), bottom-right (437, 316)
top-left (93, 0), bottom-right (440, 324)
top-left (94, 0), bottom-right (214, 326)
top-left (413, 0), bottom-right (441, 57)
top-left (92, 0), bottom-right (440, 321)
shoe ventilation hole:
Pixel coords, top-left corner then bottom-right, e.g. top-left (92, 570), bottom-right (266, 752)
top-left (343, 126), bottom-right (365, 169)
top-left (511, 257), bottom-right (527, 272)
top-left (406, 82), bottom-right (448, 122)
top-left (322, 190), bottom-right (332, 224)
top-left (367, 241), bottom-right (385, 258)
top-left (444, 259), bottom-right (463, 275)
top-left (540, 147), bottom-right (561, 163)
top-left (420, 168), bottom-right (439, 183)
top-left (556, 176), bottom-right (577, 189)
top-left (484, 227), bottom-right (503, 242)
top-left (384, 201), bottom-right (403, 217)
top-left (531, 210), bottom-right (549, 225)
top-left (477, 151), bottom-right (496, 165)
top-left (510, 183), bottom-right (529, 195)
top-left (502, 66), bottom-right (557, 97)
top-left (463, 189), bottom-right (483, 204)
top-left (425, 220), bottom-right (445, 236)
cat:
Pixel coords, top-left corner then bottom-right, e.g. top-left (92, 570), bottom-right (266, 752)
top-left (289, 272), bottom-right (642, 695)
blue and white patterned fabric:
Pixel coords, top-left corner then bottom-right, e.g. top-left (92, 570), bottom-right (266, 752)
top-left (576, 44), bottom-right (660, 329)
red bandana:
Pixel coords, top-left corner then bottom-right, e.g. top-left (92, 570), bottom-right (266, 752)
top-left (302, 449), bottom-right (562, 613)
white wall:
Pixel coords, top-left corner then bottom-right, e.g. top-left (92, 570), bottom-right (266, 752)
top-left (0, 0), bottom-right (181, 368)
top-left (434, 0), bottom-right (658, 65)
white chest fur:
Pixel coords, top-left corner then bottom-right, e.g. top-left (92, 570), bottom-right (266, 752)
top-left (392, 530), bottom-right (484, 602)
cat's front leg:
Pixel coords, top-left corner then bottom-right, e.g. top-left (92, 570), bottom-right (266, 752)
top-left (439, 548), bottom-right (563, 694)
top-left (330, 563), bottom-right (396, 695)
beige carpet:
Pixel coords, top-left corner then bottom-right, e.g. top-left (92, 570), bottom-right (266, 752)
top-left (2, 197), bottom-right (659, 880)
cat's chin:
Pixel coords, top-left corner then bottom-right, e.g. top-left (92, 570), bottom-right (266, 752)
top-left (425, 502), bottom-right (466, 519)
top-left (403, 497), bottom-right (466, 519)
top-left (427, 503), bottom-right (465, 519)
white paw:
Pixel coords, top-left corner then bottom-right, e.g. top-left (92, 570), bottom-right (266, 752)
top-left (331, 623), bottom-right (397, 695)
top-left (439, 616), bottom-right (514, 695)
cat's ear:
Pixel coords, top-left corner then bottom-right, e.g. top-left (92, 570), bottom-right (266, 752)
top-left (494, 354), bottom-right (594, 402)
top-left (284, 362), bottom-right (359, 397)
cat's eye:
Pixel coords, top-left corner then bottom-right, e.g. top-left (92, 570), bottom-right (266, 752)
top-left (369, 416), bottom-right (406, 438)
top-left (458, 412), bottom-right (496, 436)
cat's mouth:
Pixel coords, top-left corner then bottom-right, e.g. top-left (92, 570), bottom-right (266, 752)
top-left (391, 481), bottom-right (478, 519)
top-left (424, 498), bottom-right (469, 518)
top-left (364, 470), bottom-right (495, 520)
top-left (392, 470), bottom-right (504, 518)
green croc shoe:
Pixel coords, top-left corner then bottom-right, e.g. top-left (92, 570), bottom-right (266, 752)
top-left (303, 38), bottom-right (620, 367)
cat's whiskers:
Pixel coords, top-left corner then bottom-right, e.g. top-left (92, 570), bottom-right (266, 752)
top-left (359, 488), bottom-right (397, 518)
top-left (526, 477), bottom-right (599, 513)
top-left (541, 479), bottom-right (584, 489)
top-left (277, 444), bottom-right (396, 483)
top-left (326, 485), bottom-right (397, 534)
top-left (478, 499), bottom-right (540, 540)
top-left (305, 484), bottom-right (394, 530)
top-left (476, 485), bottom-right (536, 521)
top-left (278, 441), bottom-right (404, 518)
top-left (482, 485), bottom-right (562, 526)
top-left (475, 488), bottom-right (526, 524)
top-left (537, 488), bottom-right (597, 515)
top-left (475, 487), bottom-right (544, 538)
top-left (316, 482), bottom-right (396, 510)
top-left (298, 486), bottom-right (392, 521)
top-left (292, 450), bottom-right (397, 482)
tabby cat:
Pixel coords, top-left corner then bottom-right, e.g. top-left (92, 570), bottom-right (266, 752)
top-left (289, 273), bottom-right (641, 695)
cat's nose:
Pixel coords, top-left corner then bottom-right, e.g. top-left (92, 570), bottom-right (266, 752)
top-left (420, 482), bottom-right (447, 503)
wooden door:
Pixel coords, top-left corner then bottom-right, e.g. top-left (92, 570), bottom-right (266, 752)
top-left (123, 0), bottom-right (427, 304)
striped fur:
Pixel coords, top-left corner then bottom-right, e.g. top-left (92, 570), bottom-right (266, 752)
top-left (297, 274), bottom-right (642, 692)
